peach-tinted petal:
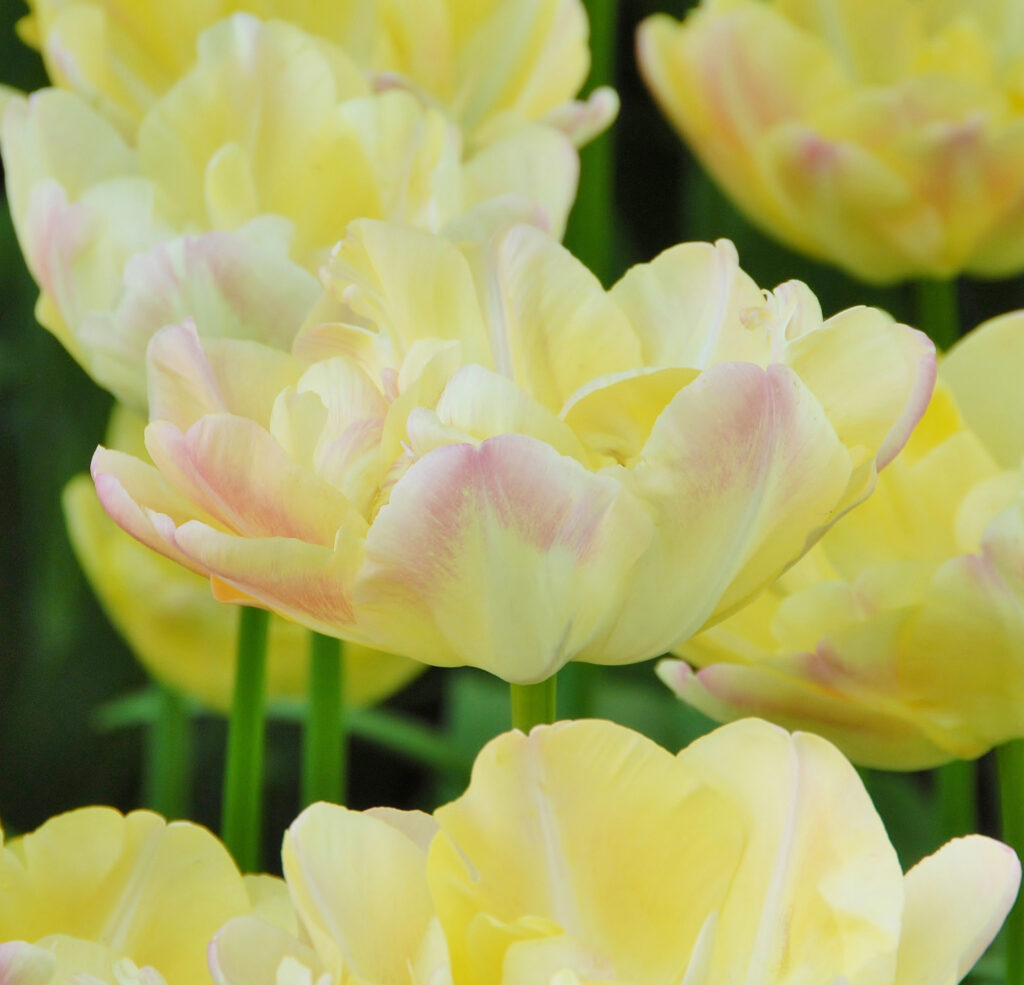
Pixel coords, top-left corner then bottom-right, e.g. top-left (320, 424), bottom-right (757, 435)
top-left (354, 435), bottom-right (652, 682)
top-left (0, 943), bottom-right (55, 985)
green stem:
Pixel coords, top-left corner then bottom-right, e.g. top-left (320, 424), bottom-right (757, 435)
top-left (557, 662), bottom-right (596, 719)
top-left (510, 678), bottom-right (558, 732)
top-left (999, 740), bottom-right (1024, 985)
top-left (221, 605), bottom-right (269, 872)
top-left (936, 759), bottom-right (977, 839)
top-left (564, 0), bottom-right (619, 284)
top-left (914, 278), bottom-right (960, 351)
top-left (302, 632), bottom-right (346, 807)
top-left (143, 684), bottom-right (192, 819)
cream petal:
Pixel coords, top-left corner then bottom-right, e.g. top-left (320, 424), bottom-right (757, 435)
top-left (894, 836), bottom-right (1020, 985)
top-left (354, 434), bottom-right (652, 682)
top-left (0, 943), bottom-right (56, 985)
top-left (210, 917), bottom-right (323, 985)
top-left (282, 804), bottom-right (436, 985)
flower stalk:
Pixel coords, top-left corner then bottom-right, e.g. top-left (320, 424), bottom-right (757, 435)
top-left (914, 278), bottom-right (960, 351)
top-left (143, 684), bottom-right (192, 819)
top-left (936, 759), bottom-right (977, 840)
top-left (511, 678), bottom-right (558, 732)
top-left (302, 632), bottom-right (346, 807)
top-left (999, 739), bottom-right (1024, 985)
top-left (221, 605), bottom-right (269, 871)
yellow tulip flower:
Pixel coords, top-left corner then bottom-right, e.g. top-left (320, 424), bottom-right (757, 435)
top-left (63, 404), bottom-right (421, 714)
top-left (18, 0), bottom-right (614, 148)
top-left (639, 0), bottom-right (1024, 283)
top-left (209, 718), bottom-right (1020, 985)
top-left (0, 807), bottom-right (293, 985)
top-left (91, 220), bottom-right (934, 683)
top-left (662, 311), bottom-right (1024, 769)
top-left (1, 14), bottom-right (580, 408)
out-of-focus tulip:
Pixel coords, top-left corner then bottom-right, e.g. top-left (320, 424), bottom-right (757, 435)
top-left (63, 404), bottom-right (421, 714)
top-left (209, 718), bottom-right (1020, 985)
top-left (92, 220), bottom-right (934, 684)
top-left (1, 14), bottom-right (580, 408)
top-left (638, 1), bottom-right (1024, 283)
top-left (18, 0), bottom-right (615, 148)
top-left (0, 807), bottom-right (293, 985)
top-left (662, 311), bottom-right (1024, 769)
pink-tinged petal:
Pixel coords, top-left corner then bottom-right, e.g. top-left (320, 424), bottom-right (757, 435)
top-left (941, 311), bottom-right (1024, 469)
top-left (582, 362), bottom-right (851, 663)
top-left (173, 522), bottom-right (364, 636)
top-left (542, 86), bottom-right (619, 147)
top-left (80, 223), bottom-right (320, 409)
top-left (90, 445), bottom-right (214, 576)
top-left (657, 659), bottom-right (952, 770)
top-left (896, 837), bottom-right (1020, 985)
top-left (609, 239), bottom-right (766, 369)
top-left (144, 416), bottom-right (353, 545)
top-left (679, 721), bottom-right (903, 985)
top-left (0, 942), bottom-right (55, 985)
top-left (784, 309), bottom-right (936, 472)
top-left (354, 434), bottom-right (652, 683)
top-left (147, 322), bottom-right (303, 431)
top-left (482, 224), bottom-right (643, 413)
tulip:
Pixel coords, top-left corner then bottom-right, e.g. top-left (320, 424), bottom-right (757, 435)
top-left (210, 718), bottom-right (1020, 985)
top-left (19, 0), bottom-right (615, 148)
top-left (662, 311), bottom-right (1024, 769)
top-left (1, 14), bottom-right (580, 408)
top-left (0, 807), bottom-right (292, 985)
top-left (63, 404), bottom-right (421, 715)
top-left (638, 1), bottom-right (1024, 283)
top-left (92, 220), bottom-right (934, 684)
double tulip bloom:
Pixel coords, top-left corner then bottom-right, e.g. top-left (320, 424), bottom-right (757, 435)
top-left (93, 220), bottom-right (934, 683)
top-left (2, 720), bottom-right (1018, 985)
top-left (663, 312), bottom-right (1024, 768)
top-left (2, 2), bottom-right (605, 409)
top-left (639, 0), bottom-right (1024, 282)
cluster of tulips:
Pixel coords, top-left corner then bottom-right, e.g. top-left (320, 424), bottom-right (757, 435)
top-left (4, 2), bottom-right (1024, 985)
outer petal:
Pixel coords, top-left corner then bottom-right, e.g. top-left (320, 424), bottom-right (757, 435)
top-left (354, 435), bottom-right (652, 682)
top-left (941, 311), bottom-right (1024, 469)
top-left (679, 720), bottom-right (904, 985)
top-left (429, 720), bottom-right (745, 985)
top-left (0, 944), bottom-right (56, 985)
top-left (583, 363), bottom-right (851, 664)
top-left (65, 470), bottom-right (420, 713)
top-left (282, 804), bottom-right (437, 984)
top-left (210, 917), bottom-right (323, 985)
top-left (0, 809), bottom-right (250, 985)
top-left (894, 836), bottom-right (1020, 985)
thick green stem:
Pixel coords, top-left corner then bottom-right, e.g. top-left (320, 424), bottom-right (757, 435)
top-left (510, 678), bottom-right (558, 732)
top-left (143, 684), bottom-right (192, 819)
top-left (564, 0), bottom-right (619, 284)
top-left (557, 662), bottom-right (597, 719)
top-left (914, 278), bottom-right (960, 351)
top-left (936, 759), bottom-right (977, 840)
top-left (302, 632), bottom-right (346, 807)
top-left (221, 605), bottom-right (269, 872)
top-left (999, 740), bottom-right (1024, 985)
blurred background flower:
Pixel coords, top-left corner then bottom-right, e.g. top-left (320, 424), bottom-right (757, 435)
top-left (639, 0), bottom-right (1024, 284)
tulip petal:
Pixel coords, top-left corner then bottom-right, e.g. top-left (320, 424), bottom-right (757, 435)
top-left (429, 721), bottom-right (745, 985)
top-left (895, 836), bottom-right (1020, 985)
top-left (941, 311), bottom-right (1024, 470)
top-left (354, 434), bottom-right (652, 682)
top-left (0, 943), bottom-right (55, 985)
top-left (608, 239), bottom-right (766, 369)
top-left (210, 917), bottom-right (322, 985)
top-left (282, 804), bottom-right (436, 985)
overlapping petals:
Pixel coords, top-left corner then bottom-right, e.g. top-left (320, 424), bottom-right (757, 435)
top-left (1, 14), bottom-right (579, 407)
top-left (19, 0), bottom-right (616, 148)
top-left (0, 807), bottom-right (292, 985)
top-left (92, 220), bottom-right (934, 683)
top-left (663, 311), bottom-right (1024, 768)
top-left (63, 404), bottom-right (421, 713)
top-left (210, 719), bottom-right (1021, 985)
top-left (639, 0), bottom-right (1024, 282)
